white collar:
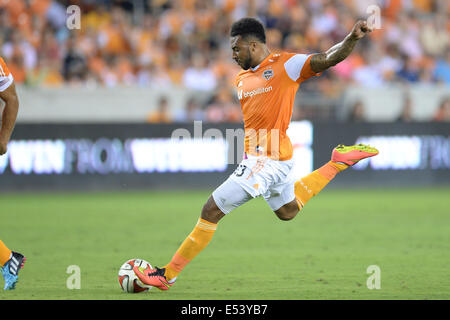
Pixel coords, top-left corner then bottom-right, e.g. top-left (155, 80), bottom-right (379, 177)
top-left (251, 64), bottom-right (261, 72)
top-left (250, 53), bottom-right (273, 72)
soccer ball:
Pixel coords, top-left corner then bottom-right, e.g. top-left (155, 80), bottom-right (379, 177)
top-left (118, 259), bottom-right (153, 293)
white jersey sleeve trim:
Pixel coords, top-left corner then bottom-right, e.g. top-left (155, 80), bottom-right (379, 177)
top-left (0, 73), bottom-right (13, 92)
top-left (284, 54), bottom-right (311, 82)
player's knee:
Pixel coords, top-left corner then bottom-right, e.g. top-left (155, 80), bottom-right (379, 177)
top-left (201, 196), bottom-right (225, 224)
top-left (276, 210), bottom-right (297, 221)
top-left (275, 201), bottom-right (299, 221)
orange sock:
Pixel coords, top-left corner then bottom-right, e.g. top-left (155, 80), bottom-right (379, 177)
top-left (294, 161), bottom-right (348, 209)
top-left (164, 218), bottom-right (217, 281)
top-left (0, 240), bottom-right (12, 267)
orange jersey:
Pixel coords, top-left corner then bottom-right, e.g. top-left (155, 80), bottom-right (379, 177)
top-left (236, 51), bottom-right (320, 161)
top-left (0, 57), bottom-right (13, 92)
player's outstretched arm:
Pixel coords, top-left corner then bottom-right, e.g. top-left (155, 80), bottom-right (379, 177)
top-left (310, 20), bottom-right (373, 73)
top-left (0, 82), bottom-right (19, 155)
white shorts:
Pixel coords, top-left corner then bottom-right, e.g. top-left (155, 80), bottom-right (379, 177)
top-left (212, 155), bottom-right (296, 214)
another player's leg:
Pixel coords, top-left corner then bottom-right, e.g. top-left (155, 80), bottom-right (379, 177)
top-left (0, 240), bottom-right (11, 268)
top-left (0, 240), bottom-right (26, 290)
top-left (276, 143), bottom-right (378, 219)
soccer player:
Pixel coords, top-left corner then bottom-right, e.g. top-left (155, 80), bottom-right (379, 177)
top-left (134, 18), bottom-right (378, 290)
top-left (0, 56), bottom-right (26, 290)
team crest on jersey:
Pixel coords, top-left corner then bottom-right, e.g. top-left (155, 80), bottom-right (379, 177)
top-left (263, 69), bottom-right (273, 80)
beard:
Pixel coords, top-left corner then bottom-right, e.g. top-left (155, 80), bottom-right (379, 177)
top-left (239, 47), bottom-right (252, 70)
top-left (240, 58), bottom-right (251, 70)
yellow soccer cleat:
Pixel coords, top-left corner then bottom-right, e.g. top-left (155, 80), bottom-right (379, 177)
top-left (331, 143), bottom-right (379, 166)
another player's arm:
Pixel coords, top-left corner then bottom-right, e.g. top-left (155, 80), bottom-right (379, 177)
top-left (0, 82), bottom-right (19, 155)
top-left (310, 20), bottom-right (373, 73)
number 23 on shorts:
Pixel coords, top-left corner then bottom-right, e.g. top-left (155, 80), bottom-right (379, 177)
top-left (233, 164), bottom-right (248, 177)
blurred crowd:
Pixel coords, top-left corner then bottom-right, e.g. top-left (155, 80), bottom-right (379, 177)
top-left (0, 0), bottom-right (449, 122)
top-left (347, 95), bottom-right (450, 122)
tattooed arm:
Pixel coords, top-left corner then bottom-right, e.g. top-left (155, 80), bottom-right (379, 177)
top-left (310, 20), bottom-right (373, 73)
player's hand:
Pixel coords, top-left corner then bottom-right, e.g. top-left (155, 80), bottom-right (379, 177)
top-left (349, 20), bottom-right (373, 40)
top-left (0, 139), bottom-right (8, 155)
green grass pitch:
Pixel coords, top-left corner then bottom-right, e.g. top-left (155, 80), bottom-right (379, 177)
top-left (0, 187), bottom-right (449, 300)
